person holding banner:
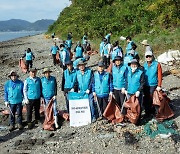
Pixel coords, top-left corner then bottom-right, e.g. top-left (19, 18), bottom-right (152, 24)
top-left (4, 71), bottom-right (24, 131)
top-left (76, 60), bottom-right (96, 122)
top-left (92, 61), bottom-right (113, 118)
top-left (23, 67), bottom-right (42, 129)
top-left (61, 60), bottom-right (77, 113)
top-left (41, 68), bottom-right (59, 128)
top-left (112, 56), bottom-right (128, 108)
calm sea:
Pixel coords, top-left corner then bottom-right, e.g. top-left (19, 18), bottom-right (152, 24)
top-left (0, 31), bottom-right (45, 42)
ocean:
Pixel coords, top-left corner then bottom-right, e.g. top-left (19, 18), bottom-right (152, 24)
top-left (0, 31), bottom-right (45, 42)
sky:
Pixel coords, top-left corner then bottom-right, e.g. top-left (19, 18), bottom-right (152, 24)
top-left (0, 0), bottom-right (71, 22)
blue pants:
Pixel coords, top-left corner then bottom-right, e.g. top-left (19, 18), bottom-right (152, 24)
top-left (88, 93), bottom-right (97, 120)
top-left (9, 103), bottom-right (22, 125)
top-left (44, 98), bottom-right (58, 116)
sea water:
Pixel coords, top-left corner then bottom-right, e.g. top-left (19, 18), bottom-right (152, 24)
top-left (0, 31), bottom-right (45, 42)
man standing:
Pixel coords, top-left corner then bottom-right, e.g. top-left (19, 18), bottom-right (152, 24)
top-left (4, 71), bottom-right (24, 131)
top-left (23, 68), bottom-right (42, 129)
top-left (92, 61), bottom-right (113, 117)
top-left (61, 61), bottom-right (77, 113)
top-left (143, 51), bottom-right (162, 117)
top-left (41, 68), bottom-right (59, 128)
top-left (102, 39), bottom-right (111, 68)
top-left (59, 44), bottom-right (70, 70)
top-left (125, 36), bottom-right (134, 55)
top-left (51, 42), bottom-right (59, 66)
top-left (22, 48), bottom-right (35, 71)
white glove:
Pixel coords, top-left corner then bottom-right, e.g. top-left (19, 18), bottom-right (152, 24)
top-left (52, 96), bottom-right (56, 101)
top-left (109, 92), bottom-right (113, 96)
top-left (93, 92), bottom-right (96, 97)
top-left (70, 88), bottom-right (74, 92)
top-left (5, 102), bottom-right (9, 107)
top-left (156, 86), bottom-right (161, 91)
top-left (24, 99), bottom-right (29, 105)
top-left (135, 91), bottom-right (140, 97)
top-left (86, 89), bottom-right (90, 94)
top-left (125, 90), bottom-right (128, 95)
top-left (121, 88), bottom-right (126, 94)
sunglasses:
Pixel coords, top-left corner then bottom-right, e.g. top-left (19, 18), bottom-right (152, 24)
top-left (146, 55), bottom-right (152, 58)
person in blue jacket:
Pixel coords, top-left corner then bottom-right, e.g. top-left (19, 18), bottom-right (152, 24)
top-left (74, 41), bottom-right (84, 59)
top-left (76, 60), bottom-right (96, 122)
top-left (61, 60), bottom-right (77, 113)
top-left (99, 38), bottom-right (105, 58)
top-left (123, 59), bottom-right (145, 123)
top-left (111, 41), bottom-right (123, 61)
top-left (73, 55), bottom-right (90, 70)
top-left (125, 36), bottom-right (135, 55)
top-left (23, 67), bottom-right (42, 129)
top-left (50, 42), bottom-right (59, 66)
top-left (92, 61), bottom-right (113, 117)
top-left (59, 44), bottom-right (70, 70)
top-left (22, 48), bottom-right (35, 71)
top-left (102, 39), bottom-right (111, 69)
top-left (112, 56), bottom-right (128, 108)
top-left (4, 71), bottom-right (24, 131)
top-left (41, 68), bottom-right (59, 128)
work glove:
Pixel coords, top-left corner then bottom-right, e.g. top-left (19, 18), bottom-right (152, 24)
top-left (24, 99), bottom-right (29, 105)
top-left (108, 92), bottom-right (113, 102)
top-left (93, 92), bottom-right (97, 102)
top-left (70, 88), bottom-right (74, 92)
top-left (52, 96), bottom-right (56, 101)
top-left (5, 102), bottom-right (9, 107)
top-left (135, 91), bottom-right (140, 97)
top-left (121, 88), bottom-right (126, 94)
top-left (85, 89), bottom-right (90, 94)
top-left (20, 57), bottom-right (23, 60)
top-left (156, 86), bottom-right (161, 91)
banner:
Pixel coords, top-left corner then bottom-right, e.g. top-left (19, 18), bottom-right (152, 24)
top-left (68, 92), bottom-right (91, 127)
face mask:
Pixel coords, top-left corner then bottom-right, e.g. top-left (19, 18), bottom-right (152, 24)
top-left (131, 67), bottom-right (137, 73)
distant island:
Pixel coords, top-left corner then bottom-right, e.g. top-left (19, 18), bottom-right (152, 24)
top-left (0, 19), bottom-right (55, 32)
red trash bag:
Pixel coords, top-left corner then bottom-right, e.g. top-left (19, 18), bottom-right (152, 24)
top-left (43, 99), bottom-right (55, 131)
top-left (56, 52), bottom-right (60, 64)
top-left (124, 95), bottom-right (141, 124)
top-left (58, 110), bottom-right (69, 121)
top-left (103, 97), bottom-right (124, 124)
top-left (19, 59), bottom-right (27, 73)
top-left (153, 90), bottom-right (174, 121)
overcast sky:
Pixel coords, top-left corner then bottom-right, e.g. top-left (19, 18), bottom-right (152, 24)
top-left (0, 0), bottom-right (71, 22)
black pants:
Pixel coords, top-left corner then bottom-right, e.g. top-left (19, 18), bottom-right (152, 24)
top-left (26, 99), bottom-right (40, 123)
top-left (52, 54), bottom-right (56, 66)
top-left (143, 86), bottom-right (157, 115)
top-left (113, 89), bottom-right (125, 108)
top-left (97, 97), bottom-right (108, 116)
top-left (103, 56), bottom-right (110, 69)
top-left (63, 88), bottom-right (71, 113)
top-left (26, 60), bottom-right (33, 71)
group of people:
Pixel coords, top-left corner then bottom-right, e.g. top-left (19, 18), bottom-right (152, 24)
top-left (4, 32), bottom-right (163, 131)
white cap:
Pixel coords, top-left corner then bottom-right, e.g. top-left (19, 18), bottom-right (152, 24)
top-left (145, 51), bottom-right (153, 56)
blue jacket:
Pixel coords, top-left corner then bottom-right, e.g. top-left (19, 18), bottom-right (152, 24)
top-left (4, 79), bottom-right (24, 104)
top-left (63, 68), bottom-right (77, 90)
top-left (103, 43), bottom-right (110, 55)
top-left (26, 52), bottom-right (33, 61)
top-left (41, 76), bottom-right (57, 99)
top-left (65, 39), bottom-right (72, 48)
top-left (92, 71), bottom-right (113, 98)
top-left (51, 45), bottom-right (59, 55)
top-left (144, 60), bottom-right (158, 86)
top-left (126, 41), bottom-right (134, 54)
top-left (77, 68), bottom-right (92, 92)
top-left (74, 46), bottom-right (83, 58)
top-left (25, 77), bottom-right (41, 99)
top-left (127, 68), bottom-right (144, 94)
top-left (112, 64), bottom-right (127, 90)
top-left (60, 48), bottom-right (70, 64)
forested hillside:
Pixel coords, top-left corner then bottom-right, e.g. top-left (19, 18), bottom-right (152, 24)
top-left (48, 0), bottom-right (179, 39)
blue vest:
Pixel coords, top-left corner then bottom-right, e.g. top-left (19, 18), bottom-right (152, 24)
top-left (123, 55), bottom-right (133, 66)
top-left (94, 72), bottom-right (110, 96)
top-left (112, 64), bottom-right (127, 90)
top-left (127, 68), bottom-right (143, 94)
top-left (111, 47), bottom-right (122, 61)
top-left (6, 80), bottom-right (23, 104)
top-left (65, 39), bottom-right (72, 48)
top-left (73, 58), bottom-right (85, 69)
top-left (126, 41), bottom-right (133, 54)
top-left (99, 41), bottom-right (104, 55)
top-left (77, 68), bottom-right (92, 92)
top-left (41, 76), bottom-right (56, 99)
top-left (51, 46), bottom-right (59, 54)
top-left (60, 49), bottom-right (70, 63)
top-left (26, 52), bottom-right (32, 61)
top-left (64, 69), bottom-right (77, 89)
top-left (75, 46), bottom-right (83, 58)
top-left (26, 77), bottom-right (41, 99)
top-left (144, 61), bottom-right (158, 86)
top-left (103, 44), bottom-right (109, 55)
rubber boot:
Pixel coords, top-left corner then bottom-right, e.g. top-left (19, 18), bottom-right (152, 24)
top-left (54, 116), bottom-right (59, 129)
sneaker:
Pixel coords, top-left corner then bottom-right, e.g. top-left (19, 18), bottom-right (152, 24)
top-left (9, 125), bottom-right (15, 131)
top-left (18, 124), bottom-right (23, 130)
top-left (28, 122), bottom-right (33, 129)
